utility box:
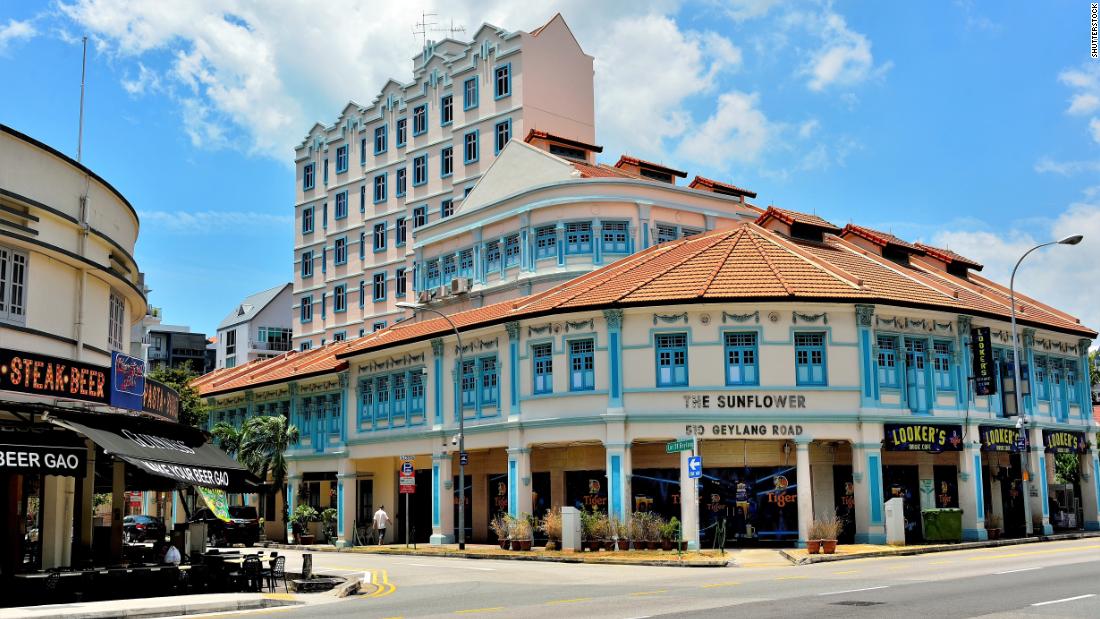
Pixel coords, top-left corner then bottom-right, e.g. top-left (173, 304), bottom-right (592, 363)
top-left (560, 506), bottom-right (582, 552)
top-left (921, 508), bottom-right (963, 542)
top-left (885, 497), bottom-right (906, 546)
top-left (188, 522), bottom-right (207, 555)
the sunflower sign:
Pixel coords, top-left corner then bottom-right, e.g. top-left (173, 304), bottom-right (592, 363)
top-left (197, 486), bottom-right (231, 521)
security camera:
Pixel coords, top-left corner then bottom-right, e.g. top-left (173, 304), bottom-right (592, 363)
top-left (1015, 417), bottom-right (1025, 429)
top-left (451, 435), bottom-right (459, 446)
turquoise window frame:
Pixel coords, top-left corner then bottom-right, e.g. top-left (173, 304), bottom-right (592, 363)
top-left (396, 118), bottom-right (407, 147)
top-left (323, 158), bottom-right (328, 184)
top-left (494, 118), bottom-right (512, 154)
top-left (359, 231), bottom-right (365, 260)
top-left (412, 155), bottom-right (427, 186)
top-left (440, 94), bottom-right (453, 126)
top-left (724, 331), bottom-right (759, 386)
top-left (532, 342), bottom-right (553, 394)
top-left (302, 163), bottom-right (315, 190)
top-left (932, 340), bottom-right (954, 390)
top-left (485, 240), bottom-right (501, 271)
top-left (301, 206), bottom-right (314, 234)
top-left (373, 173), bottom-right (387, 203)
top-left (413, 206), bottom-right (427, 228)
top-left (300, 250), bottom-right (313, 278)
top-left (426, 259), bottom-right (440, 288)
top-left (463, 76), bottom-right (478, 110)
top-left (396, 217), bottom-right (407, 245)
top-left (441, 199), bottom-right (454, 218)
top-left (460, 358), bottom-right (477, 409)
top-left (359, 185), bottom-right (366, 213)
top-left (300, 295), bottom-right (312, 323)
top-left (372, 271), bottom-right (386, 301)
top-left (412, 104), bottom-right (427, 136)
top-left (373, 320), bottom-right (387, 332)
top-left (321, 247), bottom-right (327, 273)
top-left (564, 221), bottom-right (593, 254)
top-left (795, 331), bottom-right (828, 386)
top-left (333, 284), bottom-right (347, 313)
top-left (441, 145), bottom-right (453, 177)
top-left (374, 125), bottom-right (387, 155)
top-left (395, 267), bottom-right (407, 297)
top-left (396, 168), bottom-right (406, 197)
top-left (569, 339), bottom-right (595, 391)
top-left (535, 226), bottom-right (556, 259)
top-left (479, 356), bottom-right (499, 406)
top-left (335, 190), bottom-right (348, 220)
top-left (333, 331), bottom-right (347, 342)
top-left (458, 248), bottom-right (473, 276)
top-left (1035, 356), bottom-right (1049, 401)
top-left (335, 145), bottom-right (348, 173)
top-left (877, 334), bottom-right (900, 388)
top-left (601, 220), bottom-right (629, 254)
top-left (358, 280), bottom-right (365, 308)
top-left (334, 236), bottom-right (347, 265)
top-left (503, 234), bottom-right (520, 267)
top-left (372, 222), bottom-right (386, 252)
top-left (493, 63), bottom-right (511, 99)
top-left (463, 130), bottom-right (479, 164)
top-left (360, 138), bottom-right (366, 165)
top-left (655, 332), bottom-right (688, 387)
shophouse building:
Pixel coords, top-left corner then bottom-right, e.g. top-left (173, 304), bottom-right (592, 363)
top-left (197, 207), bottom-right (1100, 548)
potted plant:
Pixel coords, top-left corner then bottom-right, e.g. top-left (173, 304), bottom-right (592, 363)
top-left (593, 512), bottom-right (613, 550)
top-left (539, 509), bottom-right (561, 551)
top-left (512, 514), bottom-right (533, 551)
top-left (291, 505), bottom-right (319, 545)
top-left (609, 515), bottom-right (628, 551)
top-left (321, 508), bottom-right (338, 544)
top-left (645, 513), bottom-right (662, 550)
top-left (580, 508), bottom-right (600, 551)
top-left (986, 514), bottom-right (1003, 540)
top-left (503, 514), bottom-right (519, 550)
top-left (659, 517), bottom-right (678, 551)
top-left (629, 512), bottom-right (647, 550)
top-left (490, 515), bottom-right (509, 549)
top-left (810, 516), bottom-right (843, 554)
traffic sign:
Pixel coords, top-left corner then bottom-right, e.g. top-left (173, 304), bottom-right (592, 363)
top-left (399, 455), bottom-right (415, 462)
top-left (687, 456), bottom-right (702, 479)
top-left (459, 452), bottom-right (469, 466)
top-left (401, 462), bottom-right (414, 475)
top-left (399, 474), bottom-right (416, 494)
top-left (666, 439), bottom-right (693, 454)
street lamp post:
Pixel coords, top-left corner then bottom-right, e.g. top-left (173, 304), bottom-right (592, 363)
top-left (1008, 234), bottom-right (1082, 536)
top-left (397, 301), bottom-right (466, 549)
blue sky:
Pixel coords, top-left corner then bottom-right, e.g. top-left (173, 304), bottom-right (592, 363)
top-left (1, 1), bottom-right (1099, 336)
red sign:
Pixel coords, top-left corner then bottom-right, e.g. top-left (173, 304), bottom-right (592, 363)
top-left (399, 474), bottom-right (416, 494)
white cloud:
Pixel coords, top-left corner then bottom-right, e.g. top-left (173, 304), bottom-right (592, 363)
top-left (1058, 64), bottom-right (1100, 145)
top-left (798, 118), bottom-right (820, 139)
top-left (932, 196), bottom-right (1100, 334)
top-left (1068, 93), bottom-right (1100, 116)
top-left (1091, 118), bottom-right (1100, 145)
top-left (121, 62), bottom-right (161, 96)
top-left (676, 91), bottom-right (771, 167)
top-left (718, 0), bottom-right (781, 22)
top-left (801, 11), bottom-right (889, 92)
top-left (139, 210), bottom-right (292, 233)
top-left (0, 18), bottom-right (36, 55)
top-left (1035, 157), bottom-right (1100, 176)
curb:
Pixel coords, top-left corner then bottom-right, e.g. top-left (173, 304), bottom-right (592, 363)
top-left (19, 597), bottom-right (303, 619)
top-left (778, 530), bottom-right (1100, 565)
top-left (258, 542), bottom-right (728, 568)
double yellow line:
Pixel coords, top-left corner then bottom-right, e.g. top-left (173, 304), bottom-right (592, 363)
top-left (365, 569), bottom-right (397, 598)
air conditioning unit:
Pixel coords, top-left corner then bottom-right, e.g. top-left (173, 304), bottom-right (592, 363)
top-left (436, 285), bottom-right (448, 299)
top-left (450, 277), bottom-right (472, 295)
top-left (417, 290), bottom-right (432, 303)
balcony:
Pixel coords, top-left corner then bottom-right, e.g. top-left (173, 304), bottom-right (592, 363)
top-left (251, 340), bottom-right (292, 352)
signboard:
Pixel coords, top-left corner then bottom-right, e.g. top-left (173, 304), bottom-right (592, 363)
top-left (401, 462), bottom-right (414, 475)
top-left (666, 439), bottom-right (694, 453)
top-left (0, 347), bottom-right (109, 405)
top-left (459, 452), bottom-right (469, 466)
top-left (399, 455), bottom-right (414, 462)
top-left (0, 441), bottom-right (86, 476)
top-left (970, 327), bottom-right (997, 396)
top-left (110, 351), bottom-right (146, 411)
top-left (979, 425), bottom-right (1027, 453)
top-left (684, 423), bottom-right (805, 438)
top-left (399, 474), bottom-right (416, 494)
top-left (142, 378), bottom-right (179, 422)
top-left (687, 456), bottom-right (702, 479)
top-left (683, 394), bottom-right (807, 409)
top-left (1043, 430), bottom-right (1088, 454)
top-left (884, 423), bottom-right (964, 452)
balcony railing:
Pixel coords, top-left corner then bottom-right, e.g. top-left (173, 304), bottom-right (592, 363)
top-left (251, 340), bottom-right (292, 352)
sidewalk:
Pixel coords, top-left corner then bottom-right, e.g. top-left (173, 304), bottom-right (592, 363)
top-left (780, 530), bottom-right (1100, 565)
top-left (261, 541), bottom-right (730, 567)
top-left (0, 592), bottom-right (304, 619)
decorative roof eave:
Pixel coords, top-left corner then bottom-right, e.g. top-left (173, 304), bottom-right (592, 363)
top-left (523, 129), bottom-right (603, 153)
top-left (614, 155), bottom-right (688, 178)
top-left (688, 175), bottom-right (757, 198)
top-left (755, 206), bottom-right (841, 234)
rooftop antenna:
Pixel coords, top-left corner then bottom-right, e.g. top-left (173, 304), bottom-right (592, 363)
top-left (413, 11), bottom-right (438, 48)
top-left (77, 35), bottom-right (87, 162)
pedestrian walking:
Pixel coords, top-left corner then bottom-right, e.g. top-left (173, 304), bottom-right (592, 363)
top-left (373, 505), bottom-right (390, 545)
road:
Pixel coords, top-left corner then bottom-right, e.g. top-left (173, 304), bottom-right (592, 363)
top-left (206, 538), bottom-right (1100, 618)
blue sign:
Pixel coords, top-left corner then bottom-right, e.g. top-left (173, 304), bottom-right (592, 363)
top-left (109, 351), bottom-right (145, 411)
top-left (459, 452), bottom-right (469, 466)
top-left (401, 462), bottom-right (414, 475)
top-left (687, 456), bottom-right (702, 479)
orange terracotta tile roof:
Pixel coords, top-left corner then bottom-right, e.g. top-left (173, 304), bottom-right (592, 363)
top-left (842, 224), bottom-right (922, 253)
top-left (755, 206), bottom-right (841, 233)
top-left (571, 161), bottom-right (634, 179)
top-left (914, 243), bottom-right (983, 270)
top-left (614, 155), bottom-right (688, 178)
top-left (200, 222), bottom-right (1095, 396)
top-left (688, 175), bottom-right (757, 198)
top-left (524, 129), bottom-right (603, 153)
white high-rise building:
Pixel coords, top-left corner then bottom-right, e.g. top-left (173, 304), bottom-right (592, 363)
top-left (293, 15), bottom-right (595, 349)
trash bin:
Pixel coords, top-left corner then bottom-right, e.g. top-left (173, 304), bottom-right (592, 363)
top-left (921, 508), bottom-right (963, 542)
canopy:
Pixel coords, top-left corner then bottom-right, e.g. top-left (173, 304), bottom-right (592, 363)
top-left (50, 411), bottom-right (258, 491)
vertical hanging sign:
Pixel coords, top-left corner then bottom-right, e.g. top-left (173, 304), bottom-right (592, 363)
top-left (970, 327), bottom-right (997, 396)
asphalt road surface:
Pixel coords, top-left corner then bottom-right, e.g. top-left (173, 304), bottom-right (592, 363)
top-left (203, 537), bottom-right (1100, 618)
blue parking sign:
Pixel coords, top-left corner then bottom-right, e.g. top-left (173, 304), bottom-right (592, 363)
top-left (687, 456), bottom-right (702, 479)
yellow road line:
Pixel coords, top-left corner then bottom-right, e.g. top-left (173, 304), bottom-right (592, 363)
top-left (454, 608), bottom-right (505, 614)
top-left (545, 598), bottom-right (592, 605)
top-left (701, 581), bottom-right (740, 588)
top-left (928, 561), bottom-right (955, 565)
top-left (967, 544), bottom-right (1100, 561)
top-left (366, 569), bottom-right (397, 598)
top-left (630, 590), bottom-right (668, 596)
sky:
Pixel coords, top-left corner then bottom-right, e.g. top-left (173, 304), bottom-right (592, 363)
top-left (1, 1), bottom-right (1099, 338)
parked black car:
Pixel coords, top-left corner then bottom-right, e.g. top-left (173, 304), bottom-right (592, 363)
top-left (122, 515), bottom-right (166, 543)
top-left (190, 506), bottom-right (261, 547)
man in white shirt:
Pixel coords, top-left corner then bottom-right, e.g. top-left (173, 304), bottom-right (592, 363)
top-left (372, 505), bottom-right (390, 545)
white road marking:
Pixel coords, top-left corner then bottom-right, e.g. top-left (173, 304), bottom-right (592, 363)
top-left (1031, 594), bottom-right (1096, 607)
top-left (405, 561), bottom-right (496, 571)
top-left (995, 567), bottom-right (1041, 575)
top-left (818, 586), bottom-right (889, 596)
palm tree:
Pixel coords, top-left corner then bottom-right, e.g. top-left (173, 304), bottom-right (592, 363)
top-left (211, 422), bottom-right (244, 458)
top-left (239, 415), bottom-right (300, 537)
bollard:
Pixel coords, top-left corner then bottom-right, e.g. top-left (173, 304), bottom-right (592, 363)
top-left (302, 553), bottom-right (312, 579)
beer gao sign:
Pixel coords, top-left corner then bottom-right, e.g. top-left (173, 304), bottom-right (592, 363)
top-left (970, 327), bottom-right (997, 396)
top-left (979, 425), bottom-right (1026, 452)
top-left (110, 351), bottom-right (146, 411)
top-left (1043, 430), bottom-right (1088, 454)
top-left (885, 423), bottom-right (964, 452)
top-left (0, 347), bottom-right (109, 405)
top-left (0, 442), bottom-right (87, 476)
top-left (142, 378), bottom-right (179, 422)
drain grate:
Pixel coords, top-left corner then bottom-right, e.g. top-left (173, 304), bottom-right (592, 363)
top-left (830, 601), bottom-right (885, 607)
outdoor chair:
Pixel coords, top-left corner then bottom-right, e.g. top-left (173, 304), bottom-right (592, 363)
top-left (263, 555), bottom-right (288, 593)
top-left (228, 555), bottom-right (263, 592)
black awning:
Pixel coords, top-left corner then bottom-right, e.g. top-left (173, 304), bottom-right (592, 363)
top-left (49, 411), bottom-right (258, 491)
top-left (0, 425), bottom-right (87, 477)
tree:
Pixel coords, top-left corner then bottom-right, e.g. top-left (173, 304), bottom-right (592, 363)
top-left (1090, 351), bottom-right (1099, 399)
top-left (210, 422), bottom-right (244, 459)
top-left (1055, 453), bottom-right (1080, 485)
top-left (147, 362), bottom-right (208, 428)
top-left (238, 415), bottom-right (300, 532)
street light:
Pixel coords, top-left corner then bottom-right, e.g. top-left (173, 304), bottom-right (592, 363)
top-left (396, 301), bottom-right (467, 549)
top-left (1009, 234), bottom-right (1082, 536)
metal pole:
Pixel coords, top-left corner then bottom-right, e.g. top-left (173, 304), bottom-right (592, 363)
top-left (77, 36), bottom-right (87, 162)
top-left (405, 491), bottom-right (410, 548)
top-left (1009, 241), bottom-right (1056, 537)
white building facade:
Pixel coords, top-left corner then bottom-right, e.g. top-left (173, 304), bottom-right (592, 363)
top-left (215, 283), bottom-right (294, 369)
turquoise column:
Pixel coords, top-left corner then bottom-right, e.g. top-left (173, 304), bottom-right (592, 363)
top-left (506, 322), bottom-right (520, 416)
top-left (432, 338), bottom-right (444, 425)
top-left (1022, 328), bottom-right (1037, 417)
top-left (1078, 338), bottom-right (1092, 418)
top-left (286, 474), bottom-right (301, 542)
top-left (592, 220), bottom-right (603, 266)
top-left (856, 305), bottom-right (876, 407)
top-left (555, 223), bottom-right (565, 266)
top-left (339, 372), bottom-right (349, 443)
top-left (603, 309), bottom-right (624, 409)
